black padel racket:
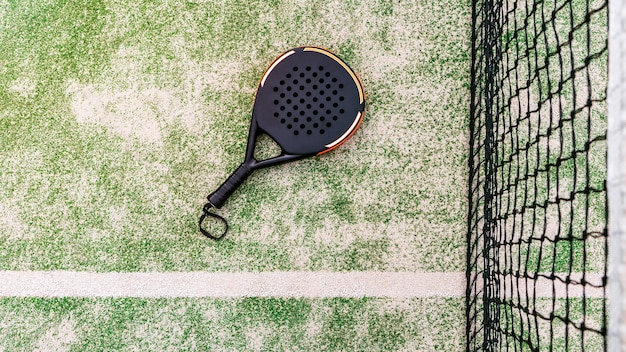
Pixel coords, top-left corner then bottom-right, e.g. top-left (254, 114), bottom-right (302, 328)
top-left (199, 47), bottom-right (365, 239)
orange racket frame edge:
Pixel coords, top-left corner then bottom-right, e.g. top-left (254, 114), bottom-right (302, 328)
top-left (260, 46), bottom-right (366, 155)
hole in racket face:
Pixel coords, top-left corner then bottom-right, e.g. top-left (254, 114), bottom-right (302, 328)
top-left (254, 48), bottom-right (364, 156)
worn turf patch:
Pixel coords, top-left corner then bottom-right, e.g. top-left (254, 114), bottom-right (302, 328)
top-left (0, 0), bottom-right (469, 272)
top-left (1, 0), bottom-right (470, 349)
top-left (0, 297), bottom-right (465, 351)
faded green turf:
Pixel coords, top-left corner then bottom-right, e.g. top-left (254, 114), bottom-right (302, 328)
top-left (498, 298), bottom-right (606, 352)
top-left (0, 1), bottom-right (469, 350)
top-left (0, 297), bottom-right (465, 351)
top-left (0, 0), bottom-right (470, 272)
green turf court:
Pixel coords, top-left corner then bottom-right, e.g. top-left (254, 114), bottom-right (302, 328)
top-left (0, 297), bottom-right (465, 350)
top-left (0, 0), bottom-right (470, 350)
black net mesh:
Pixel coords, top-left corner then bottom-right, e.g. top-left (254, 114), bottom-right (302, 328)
top-left (466, 0), bottom-right (609, 350)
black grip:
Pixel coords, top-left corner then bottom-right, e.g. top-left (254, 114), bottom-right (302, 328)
top-left (208, 163), bottom-right (253, 209)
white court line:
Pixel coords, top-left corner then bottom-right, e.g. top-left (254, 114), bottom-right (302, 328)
top-left (495, 273), bottom-right (606, 299)
top-left (0, 271), bottom-right (605, 298)
top-left (0, 271), bottom-right (463, 298)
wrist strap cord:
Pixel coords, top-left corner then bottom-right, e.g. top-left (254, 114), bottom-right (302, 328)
top-left (198, 203), bottom-right (228, 240)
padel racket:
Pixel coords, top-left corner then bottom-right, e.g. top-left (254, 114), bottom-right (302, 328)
top-left (199, 47), bottom-right (365, 239)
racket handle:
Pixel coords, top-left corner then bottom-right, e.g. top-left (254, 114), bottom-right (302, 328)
top-left (208, 163), bottom-right (253, 208)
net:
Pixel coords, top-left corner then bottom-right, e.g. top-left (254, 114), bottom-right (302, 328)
top-left (607, 0), bottom-right (626, 349)
top-left (465, 0), bottom-right (609, 350)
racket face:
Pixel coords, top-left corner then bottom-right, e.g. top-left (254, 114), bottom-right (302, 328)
top-left (253, 47), bottom-right (365, 156)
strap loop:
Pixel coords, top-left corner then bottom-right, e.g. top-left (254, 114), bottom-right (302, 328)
top-left (199, 203), bottom-right (228, 240)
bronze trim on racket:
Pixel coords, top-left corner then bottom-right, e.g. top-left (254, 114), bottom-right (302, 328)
top-left (261, 50), bottom-right (296, 87)
top-left (303, 47), bottom-right (364, 104)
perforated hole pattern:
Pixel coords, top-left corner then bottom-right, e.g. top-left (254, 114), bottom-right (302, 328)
top-left (271, 65), bottom-right (346, 136)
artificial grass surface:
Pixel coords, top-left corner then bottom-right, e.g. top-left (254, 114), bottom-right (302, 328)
top-left (1, 0), bottom-right (470, 350)
top-left (0, 297), bottom-right (465, 351)
top-left (0, 0), bottom-right (470, 272)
